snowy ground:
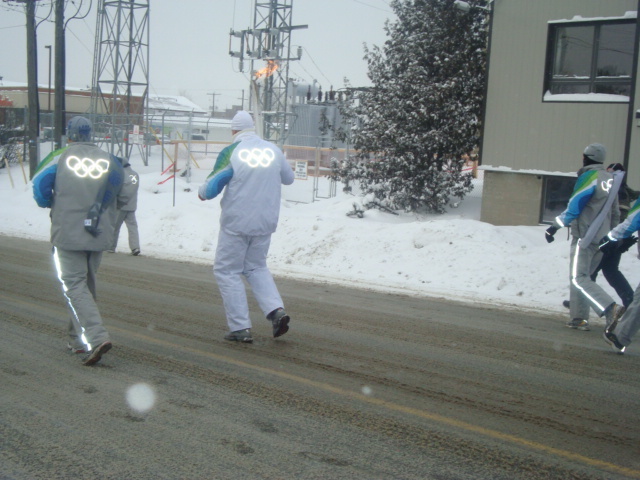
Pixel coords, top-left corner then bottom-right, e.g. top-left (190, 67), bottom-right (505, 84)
top-left (2, 142), bottom-right (638, 322)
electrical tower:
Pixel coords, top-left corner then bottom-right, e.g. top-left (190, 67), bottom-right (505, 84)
top-left (229, 0), bottom-right (306, 145)
top-left (90, 0), bottom-right (149, 162)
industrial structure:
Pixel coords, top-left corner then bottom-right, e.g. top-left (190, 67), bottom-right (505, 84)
top-left (229, 0), bottom-right (307, 145)
top-left (90, 0), bottom-right (150, 161)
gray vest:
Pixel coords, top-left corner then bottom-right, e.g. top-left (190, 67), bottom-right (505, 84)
top-left (50, 143), bottom-right (123, 251)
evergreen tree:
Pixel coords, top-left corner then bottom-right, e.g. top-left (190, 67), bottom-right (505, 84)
top-left (331, 0), bottom-right (489, 213)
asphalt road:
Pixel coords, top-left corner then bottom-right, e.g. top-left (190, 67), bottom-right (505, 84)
top-left (1, 234), bottom-right (640, 480)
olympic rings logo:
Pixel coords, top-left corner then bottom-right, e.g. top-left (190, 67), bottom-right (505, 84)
top-left (238, 148), bottom-right (275, 168)
top-left (66, 155), bottom-right (110, 179)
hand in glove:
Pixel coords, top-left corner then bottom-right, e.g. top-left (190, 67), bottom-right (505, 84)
top-left (84, 203), bottom-right (101, 237)
top-left (619, 235), bottom-right (638, 253)
top-left (599, 234), bottom-right (618, 254)
top-left (545, 225), bottom-right (558, 243)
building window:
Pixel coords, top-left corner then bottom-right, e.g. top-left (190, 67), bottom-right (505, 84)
top-left (545, 19), bottom-right (635, 99)
top-left (541, 176), bottom-right (575, 224)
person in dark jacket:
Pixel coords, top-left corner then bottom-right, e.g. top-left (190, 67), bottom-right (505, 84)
top-left (589, 163), bottom-right (637, 307)
top-left (110, 158), bottom-right (141, 255)
top-left (600, 198), bottom-right (640, 354)
top-left (564, 162), bottom-right (638, 312)
top-left (32, 116), bottom-right (129, 365)
top-left (546, 144), bottom-right (625, 331)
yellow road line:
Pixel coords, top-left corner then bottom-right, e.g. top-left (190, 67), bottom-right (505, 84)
top-left (115, 326), bottom-right (640, 479)
top-left (2, 291), bottom-right (637, 478)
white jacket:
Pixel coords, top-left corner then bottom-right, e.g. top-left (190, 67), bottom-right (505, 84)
top-left (200, 130), bottom-right (294, 236)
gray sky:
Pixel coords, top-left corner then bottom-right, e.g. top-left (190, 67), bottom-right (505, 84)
top-left (0, 0), bottom-right (393, 112)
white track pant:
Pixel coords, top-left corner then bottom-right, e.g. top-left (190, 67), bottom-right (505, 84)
top-left (53, 247), bottom-right (109, 352)
top-left (569, 236), bottom-right (615, 318)
top-left (112, 209), bottom-right (140, 252)
top-left (213, 230), bottom-right (284, 332)
top-left (613, 282), bottom-right (640, 347)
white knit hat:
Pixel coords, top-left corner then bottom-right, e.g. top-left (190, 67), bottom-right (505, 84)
top-left (231, 111), bottom-right (254, 131)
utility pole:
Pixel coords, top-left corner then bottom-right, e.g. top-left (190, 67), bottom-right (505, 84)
top-left (239, 89), bottom-right (245, 110)
top-left (53, 0), bottom-right (65, 150)
top-left (207, 92), bottom-right (220, 117)
top-left (44, 45), bottom-right (52, 112)
top-left (26, 0), bottom-right (40, 177)
top-left (15, 0), bottom-right (40, 177)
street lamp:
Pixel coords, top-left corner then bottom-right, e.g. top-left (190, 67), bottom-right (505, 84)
top-left (44, 45), bottom-right (52, 112)
top-left (454, 0), bottom-right (492, 12)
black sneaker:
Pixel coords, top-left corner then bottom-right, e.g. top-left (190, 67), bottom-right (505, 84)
top-left (565, 318), bottom-right (590, 331)
top-left (224, 329), bottom-right (253, 343)
top-left (605, 303), bottom-right (625, 329)
top-left (82, 341), bottom-right (112, 366)
top-left (132, 248), bottom-right (141, 256)
top-left (268, 308), bottom-right (290, 338)
top-left (562, 300), bottom-right (570, 309)
top-left (603, 329), bottom-right (626, 355)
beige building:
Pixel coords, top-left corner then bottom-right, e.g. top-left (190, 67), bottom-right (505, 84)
top-left (0, 83), bottom-right (87, 113)
top-left (480, 0), bottom-right (640, 225)
top-left (0, 83), bottom-right (146, 116)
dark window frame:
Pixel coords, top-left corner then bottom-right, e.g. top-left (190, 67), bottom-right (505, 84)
top-left (540, 175), bottom-right (576, 224)
top-left (544, 18), bottom-right (635, 100)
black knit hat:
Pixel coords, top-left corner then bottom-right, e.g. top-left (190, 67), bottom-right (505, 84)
top-left (67, 116), bottom-right (92, 142)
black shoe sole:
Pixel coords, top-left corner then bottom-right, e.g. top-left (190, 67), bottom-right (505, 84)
top-left (565, 322), bottom-right (590, 331)
top-left (82, 341), bottom-right (112, 366)
top-left (224, 335), bottom-right (253, 343)
top-left (273, 315), bottom-right (290, 338)
top-left (602, 331), bottom-right (626, 355)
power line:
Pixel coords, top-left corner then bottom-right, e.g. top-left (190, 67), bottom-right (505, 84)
top-left (289, 63), bottom-right (317, 84)
top-left (350, 0), bottom-right (393, 13)
top-left (298, 45), bottom-right (332, 85)
top-left (0, 3), bottom-right (25, 14)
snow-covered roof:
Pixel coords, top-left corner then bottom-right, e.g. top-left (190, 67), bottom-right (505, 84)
top-left (0, 80), bottom-right (27, 88)
top-left (548, 11), bottom-right (637, 24)
top-left (544, 91), bottom-right (630, 103)
top-left (480, 165), bottom-right (576, 177)
top-left (0, 80), bottom-right (90, 92)
top-left (148, 95), bottom-right (207, 114)
top-left (0, 82), bottom-right (207, 113)
top-left (147, 114), bottom-right (231, 128)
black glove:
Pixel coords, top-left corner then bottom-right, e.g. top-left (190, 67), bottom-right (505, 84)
top-left (599, 235), bottom-right (618, 254)
top-left (545, 225), bottom-right (558, 243)
top-left (84, 203), bottom-right (101, 237)
top-left (619, 235), bottom-right (638, 253)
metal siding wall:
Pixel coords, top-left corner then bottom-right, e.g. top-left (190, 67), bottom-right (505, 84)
top-left (287, 104), bottom-right (345, 148)
top-left (483, 0), bottom-right (637, 174)
top-left (629, 1), bottom-right (640, 190)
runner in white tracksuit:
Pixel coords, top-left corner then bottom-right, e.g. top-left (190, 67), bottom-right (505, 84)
top-left (198, 111), bottom-right (294, 341)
